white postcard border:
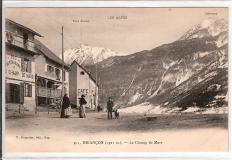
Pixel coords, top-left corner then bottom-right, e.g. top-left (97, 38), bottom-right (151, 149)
top-left (2, 1), bottom-right (232, 159)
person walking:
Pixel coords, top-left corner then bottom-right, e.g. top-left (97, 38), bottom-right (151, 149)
top-left (107, 97), bottom-right (114, 120)
top-left (60, 93), bottom-right (70, 118)
top-left (79, 95), bottom-right (87, 118)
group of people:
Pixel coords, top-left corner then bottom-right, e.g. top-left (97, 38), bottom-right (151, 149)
top-left (60, 94), bottom-right (87, 118)
top-left (60, 94), bottom-right (119, 119)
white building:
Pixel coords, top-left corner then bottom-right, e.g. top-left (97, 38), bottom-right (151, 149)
top-left (69, 61), bottom-right (98, 110)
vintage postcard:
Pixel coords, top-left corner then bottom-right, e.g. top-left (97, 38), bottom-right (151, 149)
top-left (3, 7), bottom-right (229, 155)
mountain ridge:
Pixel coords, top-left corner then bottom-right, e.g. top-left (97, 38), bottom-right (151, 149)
top-left (62, 44), bottom-right (122, 65)
top-left (83, 18), bottom-right (228, 112)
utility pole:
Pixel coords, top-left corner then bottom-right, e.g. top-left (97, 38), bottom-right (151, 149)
top-left (59, 26), bottom-right (64, 117)
top-left (61, 26), bottom-right (64, 98)
top-left (95, 62), bottom-right (98, 84)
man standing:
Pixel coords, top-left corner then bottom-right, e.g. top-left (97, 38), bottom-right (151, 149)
top-left (107, 97), bottom-right (114, 120)
top-left (79, 94), bottom-right (87, 118)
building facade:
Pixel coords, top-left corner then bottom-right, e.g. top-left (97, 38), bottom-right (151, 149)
top-left (35, 40), bottom-right (69, 106)
top-left (69, 61), bottom-right (98, 110)
top-left (5, 19), bottom-right (42, 111)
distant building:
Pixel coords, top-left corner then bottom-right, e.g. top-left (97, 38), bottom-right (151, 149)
top-left (5, 19), bottom-right (42, 111)
top-left (34, 40), bottom-right (69, 106)
top-left (69, 61), bottom-right (98, 110)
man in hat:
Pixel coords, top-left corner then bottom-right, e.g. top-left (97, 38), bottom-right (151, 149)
top-left (107, 97), bottom-right (114, 120)
top-left (79, 94), bottom-right (87, 118)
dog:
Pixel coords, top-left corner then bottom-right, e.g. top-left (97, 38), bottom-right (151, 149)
top-left (113, 109), bottom-right (119, 119)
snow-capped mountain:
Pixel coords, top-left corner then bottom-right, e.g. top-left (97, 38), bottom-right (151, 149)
top-left (179, 18), bottom-right (228, 40)
top-left (63, 44), bottom-right (121, 65)
top-left (86, 18), bottom-right (228, 112)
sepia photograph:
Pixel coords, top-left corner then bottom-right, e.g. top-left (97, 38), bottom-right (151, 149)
top-left (3, 7), bottom-right (228, 153)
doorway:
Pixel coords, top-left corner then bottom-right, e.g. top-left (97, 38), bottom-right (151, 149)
top-left (9, 83), bottom-right (20, 103)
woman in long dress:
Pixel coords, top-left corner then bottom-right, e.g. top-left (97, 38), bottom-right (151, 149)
top-left (60, 93), bottom-right (70, 118)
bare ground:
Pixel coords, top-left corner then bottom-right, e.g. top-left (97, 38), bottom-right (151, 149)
top-left (4, 110), bottom-right (228, 152)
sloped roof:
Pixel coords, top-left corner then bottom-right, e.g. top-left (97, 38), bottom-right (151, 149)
top-left (35, 39), bottom-right (69, 68)
top-left (6, 18), bottom-right (43, 37)
top-left (71, 60), bottom-right (98, 86)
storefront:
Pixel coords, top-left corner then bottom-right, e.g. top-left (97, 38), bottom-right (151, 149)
top-left (5, 18), bottom-right (42, 112)
top-left (5, 50), bottom-right (36, 111)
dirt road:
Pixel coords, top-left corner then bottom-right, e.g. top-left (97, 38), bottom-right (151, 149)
top-left (5, 111), bottom-right (228, 152)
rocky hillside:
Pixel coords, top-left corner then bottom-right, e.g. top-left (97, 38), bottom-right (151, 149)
top-left (86, 18), bottom-right (228, 111)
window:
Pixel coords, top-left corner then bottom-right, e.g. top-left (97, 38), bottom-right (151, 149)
top-left (21, 58), bottom-right (31, 73)
top-left (47, 65), bottom-right (54, 73)
top-left (55, 68), bottom-right (61, 80)
top-left (80, 71), bottom-right (85, 75)
top-left (24, 83), bottom-right (32, 97)
top-left (63, 71), bottom-right (66, 81)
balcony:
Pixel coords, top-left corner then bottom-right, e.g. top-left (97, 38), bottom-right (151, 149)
top-left (37, 87), bottom-right (62, 98)
top-left (44, 72), bottom-right (61, 82)
top-left (5, 31), bottom-right (37, 53)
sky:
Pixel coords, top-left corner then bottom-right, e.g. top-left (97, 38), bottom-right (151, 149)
top-left (5, 8), bottom-right (227, 56)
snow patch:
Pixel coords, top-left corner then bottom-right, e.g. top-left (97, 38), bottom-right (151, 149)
top-left (163, 61), bottom-right (176, 70)
top-left (119, 102), bottom-right (153, 114)
top-left (217, 50), bottom-right (228, 68)
top-left (182, 107), bottom-right (199, 113)
top-left (119, 102), bottom-right (168, 115)
top-left (216, 33), bottom-right (228, 48)
top-left (147, 105), bottom-right (168, 115)
top-left (215, 95), bottom-right (226, 99)
top-left (199, 51), bottom-right (211, 58)
top-left (121, 65), bottom-right (142, 97)
top-left (204, 71), bottom-right (218, 79)
top-left (164, 102), bottom-right (169, 106)
top-left (119, 102), bottom-right (228, 115)
top-left (129, 91), bottom-right (142, 104)
top-left (207, 84), bottom-right (221, 92)
top-left (175, 70), bottom-right (193, 86)
top-left (163, 73), bottom-right (175, 82)
top-left (198, 76), bottom-right (204, 83)
top-left (151, 61), bottom-right (177, 97)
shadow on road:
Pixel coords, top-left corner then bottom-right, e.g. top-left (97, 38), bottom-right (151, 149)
top-left (48, 116), bottom-right (81, 119)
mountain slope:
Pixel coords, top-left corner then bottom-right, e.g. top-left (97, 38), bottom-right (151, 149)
top-left (86, 18), bottom-right (228, 112)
